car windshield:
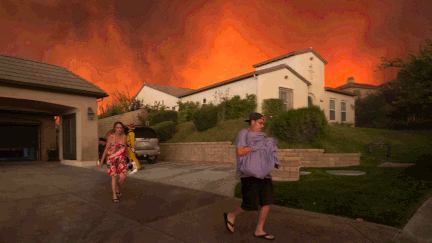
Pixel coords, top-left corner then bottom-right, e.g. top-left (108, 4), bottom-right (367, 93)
top-left (134, 127), bottom-right (157, 138)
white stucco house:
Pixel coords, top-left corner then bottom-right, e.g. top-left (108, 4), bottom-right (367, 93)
top-left (135, 47), bottom-right (356, 124)
top-left (133, 83), bottom-right (194, 111)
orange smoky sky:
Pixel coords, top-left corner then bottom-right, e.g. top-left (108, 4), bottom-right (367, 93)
top-left (1, 0), bottom-right (431, 112)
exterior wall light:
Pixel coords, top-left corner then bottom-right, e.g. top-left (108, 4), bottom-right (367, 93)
top-left (88, 107), bottom-right (95, 120)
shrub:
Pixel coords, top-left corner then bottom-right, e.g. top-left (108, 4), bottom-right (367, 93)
top-left (177, 101), bottom-right (200, 122)
top-left (98, 102), bottom-right (125, 119)
top-left (355, 92), bottom-right (393, 128)
top-left (146, 110), bottom-right (178, 126)
top-left (271, 105), bottom-right (329, 143)
top-left (262, 99), bottom-right (284, 121)
top-left (178, 110), bottom-right (188, 123)
top-left (218, 94), bottom-right (256, 121)
top-left (193, 104), bottom-right (219, 131)
top-left (152, 121), bottom-right (176, 142)
top-left (99, 88), bottom-right (140, 119)
top-left (129, 98), bottom-right (145, 111)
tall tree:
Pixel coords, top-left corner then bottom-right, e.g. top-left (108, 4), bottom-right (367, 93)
top-left (378, 38), bottom-right (432, 122)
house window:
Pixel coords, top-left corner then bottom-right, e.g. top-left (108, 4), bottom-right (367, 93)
top-left (279, 87), bottom-right (293, 110)
top-left (203, 98), bottom-right (206, 104)
top-left (172, 107), bottom-right (176, 111)
top-left (330, 99), bottom-right (335, 120)
top-left (341, 101), bottom-right (346, 122)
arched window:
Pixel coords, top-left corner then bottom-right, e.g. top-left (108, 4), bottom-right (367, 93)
top-left (308, 96), bottom-right (313, 107)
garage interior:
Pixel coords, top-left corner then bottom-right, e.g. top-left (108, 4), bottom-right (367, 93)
top-left (0, 97), bottom-right (70, 162)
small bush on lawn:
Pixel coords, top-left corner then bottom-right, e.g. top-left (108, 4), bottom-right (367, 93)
top-left (271, 105), bottom-right (329, 143)
top-left (152, 121), bottom-right (176, 142)
top-left (146, 110), bottom-right (178, 126)
top-left (193, 104), bottom-right (219, 132)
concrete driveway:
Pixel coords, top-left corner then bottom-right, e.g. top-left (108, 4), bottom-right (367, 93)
top-left (0, 161), bottom-right (405, 243)
top-left (94, 161), bottom-right (239, 197)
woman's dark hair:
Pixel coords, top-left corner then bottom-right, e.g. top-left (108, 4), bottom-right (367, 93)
top-left (113, 122), bottom-right (125, 132)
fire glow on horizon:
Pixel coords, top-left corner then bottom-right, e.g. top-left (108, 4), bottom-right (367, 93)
top-left (1, 0), bottom-right (431, 112)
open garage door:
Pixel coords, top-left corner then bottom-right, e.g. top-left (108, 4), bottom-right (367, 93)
top-left (0, 124), bottom-right (39, 161)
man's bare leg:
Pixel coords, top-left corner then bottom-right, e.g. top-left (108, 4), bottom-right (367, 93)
top-left (254, 205), bottom-right (274, 239)
top-left (227, 207), bottom-right (246, 232)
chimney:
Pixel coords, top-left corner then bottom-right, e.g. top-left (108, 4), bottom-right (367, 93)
top-left (347, 77), bottom-right (355, 84)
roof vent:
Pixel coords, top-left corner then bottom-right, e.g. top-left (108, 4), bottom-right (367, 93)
top-left (347, 77), bottom-right (355, 84)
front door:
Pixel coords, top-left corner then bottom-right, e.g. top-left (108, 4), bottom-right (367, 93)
top-left (62, 114), bottom-right (76, 160)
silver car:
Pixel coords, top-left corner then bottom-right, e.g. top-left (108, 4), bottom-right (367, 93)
top-left (126, 126), bottom-right (160, 164)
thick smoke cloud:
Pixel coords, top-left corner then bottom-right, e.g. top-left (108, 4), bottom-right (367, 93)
top-left (0, 0), bottom-right (431, 109)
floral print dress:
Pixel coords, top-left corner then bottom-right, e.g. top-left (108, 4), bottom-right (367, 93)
top-left (106, 135), bottom-right (128, 176)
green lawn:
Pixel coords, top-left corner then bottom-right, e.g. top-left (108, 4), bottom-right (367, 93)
top-left (235, 162), bottom-right (432, 228)
top-left (166, 119), bottom-right (432, 228)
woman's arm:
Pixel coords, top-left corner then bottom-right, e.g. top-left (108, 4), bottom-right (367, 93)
top-left (100, 135), bottom-right (113, 164)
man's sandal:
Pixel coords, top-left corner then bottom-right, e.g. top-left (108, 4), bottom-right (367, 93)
top-left (254, 233), bottom-right (275, 240)
top-left (223, 213), bottom-right (234, 233)
top-left (112, 198), bottom-right (120, 203)
top-left (116, 192), bottom-right (122, 198)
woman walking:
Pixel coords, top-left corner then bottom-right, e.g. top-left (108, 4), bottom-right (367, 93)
top-left (99, 122), bottom-right (133, 203)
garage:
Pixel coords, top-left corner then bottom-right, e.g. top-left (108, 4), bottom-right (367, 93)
top-left (0, 123), bottom-right (39, 161)
top-left (0, 53), bottom-right (108, 165)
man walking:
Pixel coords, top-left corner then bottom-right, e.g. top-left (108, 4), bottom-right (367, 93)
top-left (224, 112), bottom-right (276, 240)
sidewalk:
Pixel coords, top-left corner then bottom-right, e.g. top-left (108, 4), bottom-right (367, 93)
top-left (0, 161), bottom-right (422, 243)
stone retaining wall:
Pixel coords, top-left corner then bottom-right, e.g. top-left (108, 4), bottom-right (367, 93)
top-left (159, 143), bottom-right (361, 168)
top-left (280, 149), bottom-right (361, 167)
top-left (159, 142), bottom-right (361, 181)
top-left (159, 142), bottom-right (301, 181)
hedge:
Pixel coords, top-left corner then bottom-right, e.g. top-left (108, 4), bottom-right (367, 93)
top-left (193, 104), bottom-right (219, 131)
top-left (152, 121), bottom-right (176, 142)
top-left (271, 105), bottom-right (329, 143)
top-left (146, 110), bottom-right (178, 126)
top-left (262, 99), bottom-right (284, 121)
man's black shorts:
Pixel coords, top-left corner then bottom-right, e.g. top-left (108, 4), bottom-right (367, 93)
top-left (240, 177), bottom-right (275, 211)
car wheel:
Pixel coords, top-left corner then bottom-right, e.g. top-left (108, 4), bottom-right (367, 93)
top-left (148, 156), bottom-right (157, 164)
top-left (137, 155), bottom-right (147, 164)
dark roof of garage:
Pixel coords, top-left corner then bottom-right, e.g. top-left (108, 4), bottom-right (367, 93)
top-left (0, 53), bottom-right (108, 98)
